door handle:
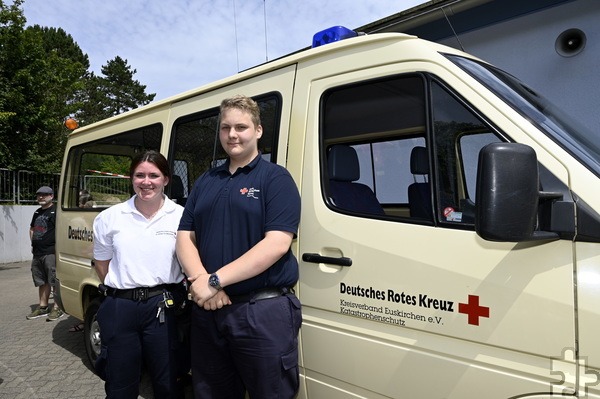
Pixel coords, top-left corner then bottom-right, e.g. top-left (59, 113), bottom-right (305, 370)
top-left (302, 253), bottom-right (352, 267)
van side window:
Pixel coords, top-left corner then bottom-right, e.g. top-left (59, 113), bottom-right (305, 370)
top-left (169, 94), bottom-right (281, 202)
top-left (321, 75), bottom-right (428, 219)
top-left (320, 74), bottom-right (508, 226)
top-left (61, 124), bottom-right (162, 209)
top-left (430, 81), bottom-right (503, 225)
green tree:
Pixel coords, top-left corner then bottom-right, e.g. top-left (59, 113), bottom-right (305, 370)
top-left (0, 0), bottom-right (155, 172)
top-left (0, 0), bottom-right (87, 172)
top-left (74, 71), bottom-right (110, 125)
top-left (0, 0), bottom-right (27, 169)
top-left (34, 24), bottom-right (89, 67)
top-left (25, 25), bottom-right (89, 170)
top-left (76, 56), bottom-right (156, 125)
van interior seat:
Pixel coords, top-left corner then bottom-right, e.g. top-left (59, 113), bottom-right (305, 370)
top-left (327, 145), bottom-right (385, 215)
top-left (170, 174), bottom-right (186, 206)
top-left (408, 146), bottom-right (433, 219)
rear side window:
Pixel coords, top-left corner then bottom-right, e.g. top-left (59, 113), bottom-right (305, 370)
top-left (169, 94), bottom-right (281, 205)
top-left (61, 124), bottom-right (162, 209)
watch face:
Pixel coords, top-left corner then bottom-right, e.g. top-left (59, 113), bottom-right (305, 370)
top-left (209, 274), bottom-right (219, 287)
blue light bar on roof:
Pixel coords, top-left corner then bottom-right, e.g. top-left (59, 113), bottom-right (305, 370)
top-left (312, 26), bottom-right (358, 48)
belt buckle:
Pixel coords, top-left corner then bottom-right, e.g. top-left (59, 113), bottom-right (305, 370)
top-left (135, 288), bottom-right (148, 301)
top-left (98, 284), bottom-right (108, 297)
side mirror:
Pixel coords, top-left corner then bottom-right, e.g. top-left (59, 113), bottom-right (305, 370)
top-left (475, 143), bottom-right (558, 242)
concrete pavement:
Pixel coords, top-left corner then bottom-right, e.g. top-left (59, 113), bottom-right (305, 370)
top-left (0, 261), bottom-right (168, 398)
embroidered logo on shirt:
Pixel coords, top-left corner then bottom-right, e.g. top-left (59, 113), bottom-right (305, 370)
top-left (156, 230), bottom-right (177, 237)
top-left (240, 187), bottom-right (260, 199)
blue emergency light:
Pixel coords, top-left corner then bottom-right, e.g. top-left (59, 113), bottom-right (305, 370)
top-left (312, 26), bottom-right (358, 48)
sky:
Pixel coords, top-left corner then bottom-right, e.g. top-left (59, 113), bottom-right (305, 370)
top-left (21, 0), bottom-right (423, 102)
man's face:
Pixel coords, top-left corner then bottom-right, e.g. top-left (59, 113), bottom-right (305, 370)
top-left (219, 108), bottom-right (262, 162)
top-left (36, 193), bottom-right (53, 206)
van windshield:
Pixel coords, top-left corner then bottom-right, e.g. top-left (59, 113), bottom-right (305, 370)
top-left (445, 54), bottom-right (600, 178)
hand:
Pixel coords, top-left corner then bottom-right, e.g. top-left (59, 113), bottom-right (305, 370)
top-left (203, 290), bottom-right (232, 311)
top-left (188, 273), bottom-right (219, 308)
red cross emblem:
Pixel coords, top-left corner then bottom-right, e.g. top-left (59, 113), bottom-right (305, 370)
top-left (458, 295), bottom-right (489, 326)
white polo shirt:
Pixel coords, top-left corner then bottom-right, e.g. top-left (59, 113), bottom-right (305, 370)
top-left (93, 195), bottom-right (184, 289)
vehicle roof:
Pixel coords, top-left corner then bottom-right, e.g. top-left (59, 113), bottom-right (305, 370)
top-left (69, 31), bottom-right (469, 135)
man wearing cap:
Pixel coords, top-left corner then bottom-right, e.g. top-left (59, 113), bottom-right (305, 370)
top-left (26, 186), bottom-right (64, 321)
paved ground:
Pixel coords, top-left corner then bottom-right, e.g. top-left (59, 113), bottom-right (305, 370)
top-left (0, 261), bottom-right (190, 399)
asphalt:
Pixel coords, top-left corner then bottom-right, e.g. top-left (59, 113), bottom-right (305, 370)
top-left (0, 261), bottom-right (189, 399)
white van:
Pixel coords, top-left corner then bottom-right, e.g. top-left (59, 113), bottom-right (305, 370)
top-left (56, 26), bottom-right (600, 398)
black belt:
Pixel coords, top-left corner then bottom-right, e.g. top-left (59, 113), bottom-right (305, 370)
top-left (100, 283), bottom-right (180, 301)
top-left (229, 287), bottom-right (294, 304)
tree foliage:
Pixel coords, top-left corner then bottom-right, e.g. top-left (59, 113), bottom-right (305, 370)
top-left (75, 57), bottom-right (155, 125)
top-left (0, 0), bottom-right (156, 172)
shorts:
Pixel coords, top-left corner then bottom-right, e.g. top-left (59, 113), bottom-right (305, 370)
top-left (31, 254), bottom-right (56, 288)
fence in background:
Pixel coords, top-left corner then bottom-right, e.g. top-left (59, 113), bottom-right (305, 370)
top-left (0, 169), bottom-right (61, 204)
top-left (0, 168), bottom-right (134, 205)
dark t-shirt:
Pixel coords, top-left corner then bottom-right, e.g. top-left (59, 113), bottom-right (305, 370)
top-left (178, 155), bottom-right (301, 296)
top-left (30, 204), bottom-right (56, 256)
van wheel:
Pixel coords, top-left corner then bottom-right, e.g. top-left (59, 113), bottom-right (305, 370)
top-left (83, 298), bottom-right (102, 371)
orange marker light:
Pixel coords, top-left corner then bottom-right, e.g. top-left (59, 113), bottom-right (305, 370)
top-left (64, 117), bottom-right (79, 130)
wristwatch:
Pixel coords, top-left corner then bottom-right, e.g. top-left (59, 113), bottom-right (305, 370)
top-left (208, 273), bottom-right (222, 291)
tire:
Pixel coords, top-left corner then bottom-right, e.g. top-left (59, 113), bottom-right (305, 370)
top-left (83, 297), bottom-right (102, 371)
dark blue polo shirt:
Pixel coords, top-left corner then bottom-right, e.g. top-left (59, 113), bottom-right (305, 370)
top-left (178, 154), bottom-right (301, 296)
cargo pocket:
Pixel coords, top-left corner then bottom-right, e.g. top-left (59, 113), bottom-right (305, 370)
top-left (95, 345), bottom-right (108, 381)
top-left (280, 347), bottom-right (300, 396)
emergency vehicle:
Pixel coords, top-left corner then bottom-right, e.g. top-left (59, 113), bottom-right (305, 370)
top-left (55, 26), bottom-right (600, 398)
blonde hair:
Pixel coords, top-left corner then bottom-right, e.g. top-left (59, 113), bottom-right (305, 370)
top-left (220, 95), bottom-right (261, 128)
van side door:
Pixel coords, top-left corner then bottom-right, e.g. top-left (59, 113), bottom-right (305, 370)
top-left (297, 65), bottom-right (575, 398)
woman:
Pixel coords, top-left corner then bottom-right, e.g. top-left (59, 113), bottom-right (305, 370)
top-left (93, 150), bottom-right (185, 398)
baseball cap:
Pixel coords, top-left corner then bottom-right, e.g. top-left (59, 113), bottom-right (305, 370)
top-left (36, 186), bottom-right (54, 195)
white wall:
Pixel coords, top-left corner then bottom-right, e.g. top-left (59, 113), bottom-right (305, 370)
top-left (0, 205), bottom-right (37, 264)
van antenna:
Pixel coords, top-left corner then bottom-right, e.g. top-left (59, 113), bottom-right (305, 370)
top-left (263, 0), bottom-right (269, 62)
top-left (442, 6), bottom-right (465, 52)
top-left (233, 0), bottom-right (240, 72)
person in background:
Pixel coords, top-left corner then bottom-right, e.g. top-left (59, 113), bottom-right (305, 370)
top-left (27, 186), bottom-right (64, 322)
top-left (93, 150), bottom-right (186, 398)
top-left (78, 189), bottom-right (96, 208)
top-left (177, 95), bottom-right (302, 399)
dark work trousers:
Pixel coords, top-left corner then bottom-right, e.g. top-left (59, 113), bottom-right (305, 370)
top-left (190, 293), bottom-right (302, 399)
top-left (96, 295), bottom-right (180, 399)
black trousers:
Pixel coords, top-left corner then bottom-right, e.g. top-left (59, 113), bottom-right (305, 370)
top-left (190, 293), bottom-right (302, 399)
top-left (96, 295), bottom-right (181, 398)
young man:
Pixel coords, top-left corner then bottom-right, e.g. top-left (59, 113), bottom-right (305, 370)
top-left (27, 186), bottom-right (64, 321)
top-left (177, 95), bottom-right (302, 399)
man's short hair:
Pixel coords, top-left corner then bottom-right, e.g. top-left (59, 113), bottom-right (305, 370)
top-left (220, 95), bottom-right (261, 128)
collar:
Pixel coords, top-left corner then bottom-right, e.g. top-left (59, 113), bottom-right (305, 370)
top-left (217, 152), bottom-right (262, 176)
top-left (124, 194), bottom-right (175, 215)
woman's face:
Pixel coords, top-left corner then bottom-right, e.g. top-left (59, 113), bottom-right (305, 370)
top-left (131, 161), bottom-right (169, 202)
